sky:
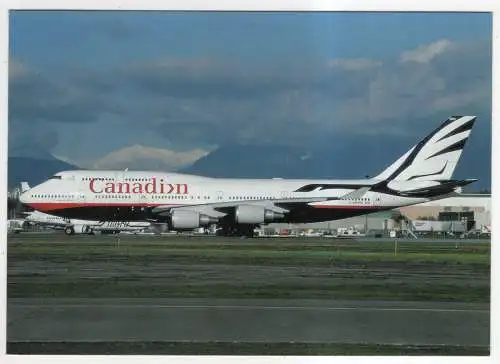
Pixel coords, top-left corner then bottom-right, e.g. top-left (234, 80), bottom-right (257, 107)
top-left (8, 11), bottom-right (492, 179)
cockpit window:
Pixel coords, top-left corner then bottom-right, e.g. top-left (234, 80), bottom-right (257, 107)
top-left (49, 175), bottom-right (62, 180)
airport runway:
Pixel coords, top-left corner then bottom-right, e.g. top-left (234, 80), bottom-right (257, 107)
top-left (8, 298), bottom-right (489, 346)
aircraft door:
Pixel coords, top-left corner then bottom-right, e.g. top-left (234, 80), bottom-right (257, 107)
top-left (77, 192), bottom-right (86, 204)
top-left (217, 191), bottom-right (224, 201)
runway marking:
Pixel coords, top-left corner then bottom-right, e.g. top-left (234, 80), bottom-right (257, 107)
top-left (11, 304), bottom-right (489, 313)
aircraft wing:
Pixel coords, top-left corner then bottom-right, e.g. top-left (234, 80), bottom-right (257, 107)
top-left (150, 185), bottom-right (378, 219)
top-left (150, 197), bottom-right (330, 218)
top-left (149, 186), bottom-right (376, 221)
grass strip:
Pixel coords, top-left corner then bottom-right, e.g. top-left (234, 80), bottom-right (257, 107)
top-left (8, 250), bottom-right (491, 265)
top-left (8, 281), bottom-right (490, 302)
top-left (6, 341), bottom-right (490, 355)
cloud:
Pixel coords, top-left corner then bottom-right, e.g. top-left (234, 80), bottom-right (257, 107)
top-left (326, 38), bottom-right (491, 135)
top-left (8, 119), bottom-right (60, 159)
top-left (8, 62), bottom-right (123, 125)
top-left (8, 37), bottom-right (491, 153)
top-left (400, 39), bottom-right (454, 63)
top-left (115, 38), bottom-right (490, 141)
top-left (88, 144), bottom-right (209, 171)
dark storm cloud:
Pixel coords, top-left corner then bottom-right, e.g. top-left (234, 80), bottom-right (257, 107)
top-left (117, 58), bottom-right (378, 100)
top-left (331, 39), bottom-right (492, 134)
top-left (109, 39), bottom-right (490, 144)
top-left (9, 60), bottom-right (124, 124)
top-left (8, 119), bottom-right (60, 159)
top-left (8, 38), bottom-right (492, 151)
top-left (104, 57), bottom-right (384, 146)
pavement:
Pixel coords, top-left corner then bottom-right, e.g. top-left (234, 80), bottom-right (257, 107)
top-left (7, 298), bottom-right (490, 346)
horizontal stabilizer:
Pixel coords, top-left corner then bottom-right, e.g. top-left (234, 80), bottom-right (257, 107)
top-left (397, 179), bottom-right (477, 197)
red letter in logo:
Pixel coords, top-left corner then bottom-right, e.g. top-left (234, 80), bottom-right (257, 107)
top-left (117, 182), bottom-right (130, 194)
top-left (145, 178), bottom-right (157, 194)
top-left (89, 179), bottom-right (102, 193)
top-left (176, 183), bottom-right (188, 194)
top-left (167, 184), bottom-right (175, 194)
top-left (132, 183), bottom-right (143, 194)
top-left (104, 183), bottom-right (116, 194)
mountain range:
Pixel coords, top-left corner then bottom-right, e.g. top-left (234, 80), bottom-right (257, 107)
top-left (8, 156), bottom-right (80, 189)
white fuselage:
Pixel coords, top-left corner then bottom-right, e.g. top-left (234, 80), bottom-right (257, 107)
top-left (21, 170), bottom-right (428, 224)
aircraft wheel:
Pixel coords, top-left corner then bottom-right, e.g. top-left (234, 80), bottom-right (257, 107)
top-left (237, 225), bottom-right (257, 238)
top-left (217, 225), bottom-right (256, 238)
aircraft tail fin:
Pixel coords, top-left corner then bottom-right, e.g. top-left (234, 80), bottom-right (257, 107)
top-left (373, 116), bottom-right (477, 183)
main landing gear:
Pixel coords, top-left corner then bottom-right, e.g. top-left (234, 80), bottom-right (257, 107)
top-left (216, 224), bottom-right (257, 238)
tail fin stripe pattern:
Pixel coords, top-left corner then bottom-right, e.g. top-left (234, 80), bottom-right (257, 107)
top-left (407, 162), bottom-right (447, 181)
top-left (425, 138), bottom-right (467, 161)
top-left (437, 118), bottom-right (475, 142)
top-left (374, 115), bottom-right (476, 183)
top-left (383, 135), bottom-right (433, 181)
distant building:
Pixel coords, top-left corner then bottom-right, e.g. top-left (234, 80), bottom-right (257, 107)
top-left (268, 210), bottom-right (397, 234)
top-left (267, 194), bottom-right (491, 236)
top-left (399, 194), bottom-right (491, 232)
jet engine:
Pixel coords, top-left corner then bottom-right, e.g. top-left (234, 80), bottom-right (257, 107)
top-left (170, 210), bottom-right (218, 230)
top-left (234, 205), bottom-right (284, 224)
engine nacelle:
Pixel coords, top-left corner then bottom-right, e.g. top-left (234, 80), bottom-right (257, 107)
top-left (171, 210), bottom-right (218, 230)
top-left (234, 205), bottom-right (284, 224)
top-left (73, 224), bottom-right (88, 234)
top-left (65, 224), bottom-right (92, 235)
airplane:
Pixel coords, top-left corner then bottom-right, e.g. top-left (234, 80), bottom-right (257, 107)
top-left (19, 115), bottom-right (478, 237)
top-left (22, 209), bottom-right (152, 235)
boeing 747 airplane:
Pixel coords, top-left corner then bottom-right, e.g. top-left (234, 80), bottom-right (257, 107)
top-left (20, 115), bottom-right (478, 237)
